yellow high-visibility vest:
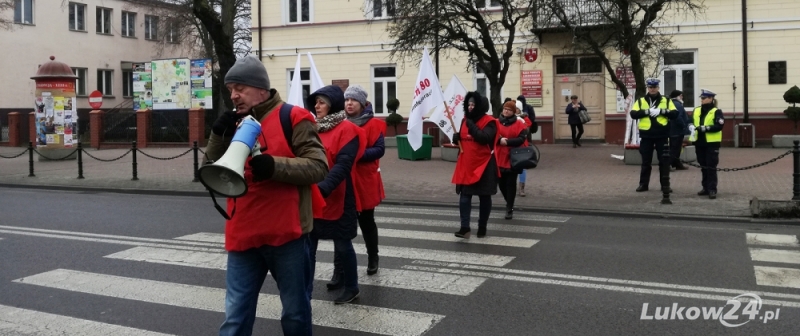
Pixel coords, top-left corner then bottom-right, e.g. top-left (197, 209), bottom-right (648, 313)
top-left (633, 97), bottom-right (673, 131)
top-left (693, 107), bottom-right (722, 142)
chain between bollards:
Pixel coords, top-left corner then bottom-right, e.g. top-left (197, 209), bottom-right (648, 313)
top-left (192, 141), bottom-right (200, 182)
top-left (131, 141), bottom-right (139, 181)
top-left (27, 142), bottom-right (35, 177)
top-left (660, 140), bottom-right (672, 205)
top-left (793, 140), bottom-right (800, 201)
top-left (77, 141), bottom-right (84, 179)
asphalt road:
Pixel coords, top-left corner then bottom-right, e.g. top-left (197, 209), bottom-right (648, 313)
top-left (2, 187), bottom-right (800, 335)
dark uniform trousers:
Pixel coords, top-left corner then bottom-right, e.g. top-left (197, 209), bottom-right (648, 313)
top-left (669, 136), bottom-right (684, 166)
top-left (639, 137), bottom-right (670, 187)
top-left (695, 145), bottom-right (720, 192)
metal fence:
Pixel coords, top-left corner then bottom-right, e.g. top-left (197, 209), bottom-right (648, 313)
top-left (103, 111), bottom-right (138, 143)
top-left (150, 110), bottom-right (189, 143)
top-left (535, 0), bottom-right (615, 29)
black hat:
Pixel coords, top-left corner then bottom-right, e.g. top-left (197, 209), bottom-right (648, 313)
top-left (669, 90), bottom-right (683, 98)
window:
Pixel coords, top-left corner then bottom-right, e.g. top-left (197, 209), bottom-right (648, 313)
top-left (372, 66), bottom-right (397, 114)
top-left (768, 61), bottom-right (787, 85)
top-left (68, 2), bottom-right (85, 31)
top-left (555, 57), bottom-right (602, 74)
top-left (14, 0), bottom-right (34, 24)
top-left (474, 64), bottom-right (492, 112)
top-left (122, 70), bottom-right (133, 97)
top-left (370, 0), bottom-right (395, 18)
top-left (121, 11), bottom-right (135, 37)
top-left (72, 67), bottom-right (87, 96)
top-left (287, 69), bottom-right (311, 103)
top-left (145, 15), bottom-right (159, 40)
top-left (166, 21), bottom-right (177, 43)
top-left (475, 0), bottom-right (501, 9)
top-left (662, 51), bottom-right (697, 108)
top-left (97, 69), bottom-right (113, 96)
top-left (96, 7), bottom-right (112, 34)
top-left (287, 0), bottom-right (310, 23)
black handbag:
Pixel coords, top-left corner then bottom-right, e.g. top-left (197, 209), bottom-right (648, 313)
top-left (510, 145), bottom-right (538, 170)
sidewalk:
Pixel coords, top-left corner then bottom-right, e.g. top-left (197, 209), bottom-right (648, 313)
top-left (0, 144), bottom-right (796, 219)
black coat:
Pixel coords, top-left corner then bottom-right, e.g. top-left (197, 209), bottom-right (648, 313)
top-left (565, 103), bottom-right (587, 125)
top-left (456, 91), bottom-right (498, 196)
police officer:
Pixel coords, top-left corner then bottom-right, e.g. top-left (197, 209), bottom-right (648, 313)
top-left (690, 89), bottom-right (724, 199)
top-left (630, 78), bottom-right (678, 192)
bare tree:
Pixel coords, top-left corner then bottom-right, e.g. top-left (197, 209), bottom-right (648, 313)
top-left (386, 0), bottom-right (538, 116)
top-left (536, 0), bottom-right (705, 100)
top-left (0, 0), bottom-right (15, 30)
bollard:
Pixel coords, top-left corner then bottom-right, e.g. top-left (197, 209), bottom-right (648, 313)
top-left (660, 140), bottom-right (672, 204)
top-left (131, 141), bottom-right (139, 181)
top-left (793, 140), bottom-right (800, 201)
top-left (77, 141), bottom-right (84, 179)
top-left (27, 141), bottom-right (35, 177)
top-left (192, 141), bottom-right (200, 182)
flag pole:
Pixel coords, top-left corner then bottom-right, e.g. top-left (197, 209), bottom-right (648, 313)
top-left (443, 101), bottom-right (463, 153)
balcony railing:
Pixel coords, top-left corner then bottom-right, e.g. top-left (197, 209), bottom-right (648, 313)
top-left (534, 0), bottom-right (617, 30)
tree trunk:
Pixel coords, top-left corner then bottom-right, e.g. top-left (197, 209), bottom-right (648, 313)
top-left (192, 0), bottom-right (235, 111)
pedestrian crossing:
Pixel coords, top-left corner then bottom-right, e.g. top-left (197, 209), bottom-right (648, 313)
top-left (746, 233), bottom-right (800, 289)
top-left (3, 206), bottom-right (567, 335)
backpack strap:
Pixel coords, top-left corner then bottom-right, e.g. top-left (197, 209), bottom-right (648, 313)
top-left (279, 103), bottom-right (294, 147)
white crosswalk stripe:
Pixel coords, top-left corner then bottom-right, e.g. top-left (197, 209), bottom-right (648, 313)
top-left (4, 206), bottom-right (566, 335)
top-left (376, 205), bottom-right (570, 223)
top-left (14, 269), bottom-right (444, 336)
top-left (0, 304), bottom-right (173, 336)
top-left (747, 233), bottom-right (800, 289)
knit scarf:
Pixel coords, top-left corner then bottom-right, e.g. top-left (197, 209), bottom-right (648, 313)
top-left (348, 109), bottom-right (373, 127)
top-left (499, 114), bottom-right (517, 126)
top-left (317, 111), bottom-right (347, 133)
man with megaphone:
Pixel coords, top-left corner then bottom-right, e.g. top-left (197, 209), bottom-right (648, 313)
top-left (204, 56), bottom-right (328, 336)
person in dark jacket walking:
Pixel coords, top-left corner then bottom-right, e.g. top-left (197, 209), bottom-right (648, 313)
top-left (495, 100), bottom-right (528, 220)
top-left (452, 92), bottom-right (499, 238)
top-left (306, 85), bottom-right (366, 304)
top-left (691, 89), bottom-right (725, 199)
top-left (565, 95), bottom-right (587, 148)
top-left (668, 90), bottom-right (690, 170)
top-left (630, 78), bottom-right (678, 192)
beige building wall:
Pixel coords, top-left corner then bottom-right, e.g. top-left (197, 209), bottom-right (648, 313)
top-left (0, 0), bottom-right (197, 110)
top-left (253, 0), bottom-right (800, 122)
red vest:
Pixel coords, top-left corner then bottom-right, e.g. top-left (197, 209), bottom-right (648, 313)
top-left (451, 115), bottom-right (500, 185)
top-left (353, 118), bottom-right (386, 211)
top-left (225, 104), bottom-right (319, 251)
top-left (495, 119), bottom-right (528, 169)
top-left (318, 121), bottom-right (366, 220)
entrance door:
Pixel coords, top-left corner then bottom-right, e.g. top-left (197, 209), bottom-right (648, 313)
top-left (553, 56), bottom-right (605, 141)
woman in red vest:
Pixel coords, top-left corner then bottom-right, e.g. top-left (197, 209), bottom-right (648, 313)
top-left (306, 85), bottom-right (366, 304)
top-left (496, 100), bottom-right (529, 220)
top-left (451, 92), bottom-right (500, 238)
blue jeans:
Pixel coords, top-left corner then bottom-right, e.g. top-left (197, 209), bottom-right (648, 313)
top-left (219, 235), bottom-right (313, 336)
top-left (519, 169), bottom-right (527, 183)
top-left (308, 237), bottom-right (359, 296)
top-left (459, 194), bottom-right (491, 230)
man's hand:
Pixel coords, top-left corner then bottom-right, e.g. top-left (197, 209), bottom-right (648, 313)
top-left (698, 126), bottom-right (708, 133)
top-left (648, 108), bottom-right (660, 118)
top-left (212, 111), bottom-right (241, 137)
top-left (249, 154), bottom-right (275, 181)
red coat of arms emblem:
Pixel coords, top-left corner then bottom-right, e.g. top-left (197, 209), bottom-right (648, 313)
top-left (524, 48), bottom-right (538, 63)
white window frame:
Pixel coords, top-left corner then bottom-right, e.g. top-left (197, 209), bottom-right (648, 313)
top-left (287, 68), bottom-right (312, 104)
top-left (365, 0), bottom-right (395, 19)
top-left (122, 69), bottom-right (133, 98)
top-left (476, 0), bottom-right (501, 9)
top-left (68, 2), bottom-right (85, 31)
top-left (145, 15), bottom-right (158, 40)
top-left (72, 67), bottom-right (87, 96)
top-left (96, 7), bottom-right (112, 34)
top-left (660, 50), bottom-right (698, 110)
top-left (473, 63), bottom-right (500, 113)
top-left (166, 20), bottom-right (178, 43)
top-left (97, 69), bottom-right (114, 96)
top-left (121, 11), bottom-right (136, 37)
top-left (14, 0), bottom-right (34, 24)
top-left (284, 0), bottom-right (312, 24)
top-left (371, 65), bottom-right (397, 114)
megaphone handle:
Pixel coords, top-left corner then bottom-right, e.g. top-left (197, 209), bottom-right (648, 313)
top-left (209, 189), bottom-right (235, 220)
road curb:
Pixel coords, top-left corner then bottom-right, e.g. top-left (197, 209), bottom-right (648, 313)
top-left (2, 182), bottom-right (799, 225)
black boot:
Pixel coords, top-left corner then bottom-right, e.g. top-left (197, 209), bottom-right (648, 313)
top-left (326, 270), bottom-right (343, 290)
top-left (455, 227), bottom-right (471, 239)
top-left (636, 184), bottom-right (648, 192)
top-left (708, 191), bottom-right (717, 199)
top-left (367, 255), bottom-right (379, 275)
top-left (697, 189), bottom-right (709, 196)
top-left (334, 288), bottom-right (360, 304)
top-left (504, 207), bottom-right (513, 220)
top-left (477, 225), bottom-right (487, 238)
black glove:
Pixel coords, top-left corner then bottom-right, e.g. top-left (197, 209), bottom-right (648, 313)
top-left (452, 133), bottom-right (460, 144)
top-left (465, 118), bottom-right (480, 137)
top-left (249, 154), bottom-right (275, 181)
top-left (212, 111), bottom-right (241, 137)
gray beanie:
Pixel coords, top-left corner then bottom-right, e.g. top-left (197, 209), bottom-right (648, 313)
top-left (344, 84), bottom-right (368, 107)
top-left (224, 56), bottom-right (270, 90)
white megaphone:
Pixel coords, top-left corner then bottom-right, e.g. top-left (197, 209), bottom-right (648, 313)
top-left (198, 115), bottom-right (262, 198)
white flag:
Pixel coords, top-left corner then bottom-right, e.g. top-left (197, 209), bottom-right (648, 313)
top-left (407, 47), bottom-right (445, 151)
top-left (427, 75), bottom-right (467, 143)
top-left (287, 54), bottom-right (305, 107)
top-left (307, 53), bottom-right (325, 92)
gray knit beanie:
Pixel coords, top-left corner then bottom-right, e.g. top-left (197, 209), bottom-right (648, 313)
top-left (224, 56), bottom-right (270, 91)
top-left (344, 84), bottom-right (368, 107)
